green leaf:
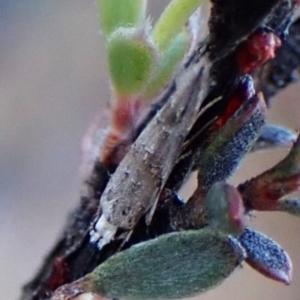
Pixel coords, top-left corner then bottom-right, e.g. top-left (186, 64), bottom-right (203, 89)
top-left (144, 30), bottom-right (189, 100)
top-left (86, 230), bottom-right (244, 299)
top-left (151, 0), bottom-right (203, 51)
top-left (107, 28), bottom-right (157, 98)
top-left (98, 0), bottom-right (147, 38)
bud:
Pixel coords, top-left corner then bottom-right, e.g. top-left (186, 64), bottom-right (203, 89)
top-left (236, 29), bottom-right (281, 74)
top-left (204, 182), bottom-right (246, 235)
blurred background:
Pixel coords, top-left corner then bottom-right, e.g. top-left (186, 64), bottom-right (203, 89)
top-left (1, 1), bottom-right (300, 300)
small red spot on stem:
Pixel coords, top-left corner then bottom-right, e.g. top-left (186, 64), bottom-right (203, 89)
top-left (100, 98), bottom-right (143, 168)
top-left (236, 30), bottom-right (281, 74)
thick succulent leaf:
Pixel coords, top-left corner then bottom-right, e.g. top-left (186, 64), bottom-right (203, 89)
top-left (86, 230), bottom-right (245, 299)
top-left (197, 93), bottom-right (266, 191)
top-left (151, 0), bottom-right (204, 51)
top-left (144, 30), bottom-right (189, 99)
top-left (239, 227), bottom-right (292, 285)
top-left (107, 28), bottom-right (157, 98)
top-left (98, 0), bottom-right (147, 38)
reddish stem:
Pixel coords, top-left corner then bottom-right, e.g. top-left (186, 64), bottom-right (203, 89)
top-left (100, 98), bottom-right (143, 168)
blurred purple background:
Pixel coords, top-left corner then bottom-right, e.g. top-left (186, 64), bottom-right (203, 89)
top-left (1, 1), bottom-right (300, 299)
